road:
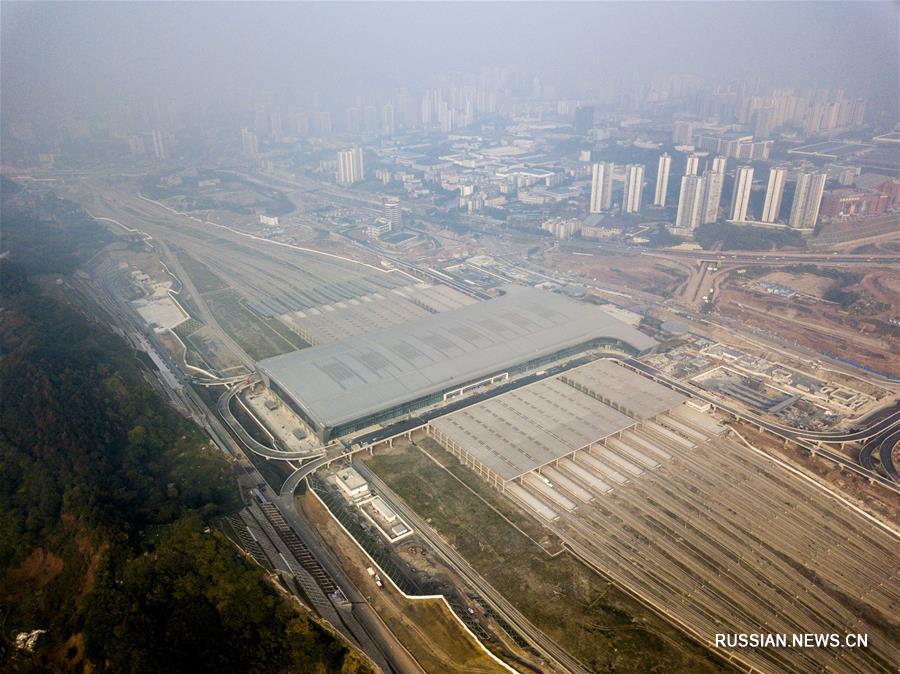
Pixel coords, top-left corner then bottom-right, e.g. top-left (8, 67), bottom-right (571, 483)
top-left (558, 240), bottom-right (900, 266)
top-left (156, 239), bottom-right (256, 371)
top-left (859, 426), bottom-right (900, 481)
top-left (217, 382), bottom-right (327, 461)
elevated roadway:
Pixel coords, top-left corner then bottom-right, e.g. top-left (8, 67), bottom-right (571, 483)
top-left (217, 382), bottom-right (327, 461)
top-left (622, 359), bottom-right (900, 490)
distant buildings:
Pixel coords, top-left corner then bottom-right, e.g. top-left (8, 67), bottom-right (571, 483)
top-left (622, 164), bottom-right (645, 213)
top-left (789, 172), bottom-right (826, 228)
top-left (730, 166), bottom-right (754, 222)
top-left (675, 175), bottom-right (705, 230)
top-left (696, 134), bottom-right (772, 161)
top-left (754, 107), bottom-right (778, 137)
top-left (761, 167), bottom-right (787, 223)
top-left (574, 105), bottom-right (595, 135)
top-left (654, 153), bottom-right (671, 207)
top-left (672, 120), bottom-right (694, 145)
top-left (541, 217), bottom-right (581, 240)
top-left (337, 147), bottom-right (365, 185)
top-left (151, 129), bottom-right (169, 160)
top-left (241, 127), bottom-right (259, 158)
top-left (711, 155), bottom-right (728, 175)
top-left (820, 189), bottom-right (890, 219)
top-left (589, 162), bottom-right (614, 213)
top-left (366, 219), bottom-right (392, 238)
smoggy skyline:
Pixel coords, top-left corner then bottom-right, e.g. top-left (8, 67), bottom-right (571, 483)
top-left (3, 1), bottom-right (898, 122)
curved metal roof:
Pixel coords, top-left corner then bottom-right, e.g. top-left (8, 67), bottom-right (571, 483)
top-left (258, 286), bottom-right (657, 431)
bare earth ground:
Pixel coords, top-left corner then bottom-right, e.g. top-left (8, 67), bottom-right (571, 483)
top-left (296, 491), bottom-right (510, 674)
top-left (715, 269), bottom-right (899, 376)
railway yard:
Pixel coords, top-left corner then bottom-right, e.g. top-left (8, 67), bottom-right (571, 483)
top-left (407, 362), bottom-right (900, 674)
top-left (56, 175), bottom-right (900, 674)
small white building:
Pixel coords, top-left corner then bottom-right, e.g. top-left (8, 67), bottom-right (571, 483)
top-left (369, 496), bottom-right (398, 523)
top-left (335, 467), bottom-right (369, 501)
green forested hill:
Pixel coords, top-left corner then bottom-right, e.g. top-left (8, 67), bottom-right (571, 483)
top-left (0, 187), bottom-right (371, 673)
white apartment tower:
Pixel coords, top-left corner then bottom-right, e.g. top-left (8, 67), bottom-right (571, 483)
top-left (241, 128), bottom-right (259, 158)
top-left (789, 172), bottom-right (826, 228)
top-left (151, 129), bottom-right (169, 161)
top-left (676, 175), bottom-right (705, 230)
top-left (337, 147), bottom-right (365, 185)
top-left (622, 164), bottom-right (645, 213)
top-left (589, 162), bottom-right (614, 213)
top-left (761, 167), bottom-right (787, 223)
top-left (711, 155), bottom-right (728, 175)
top-left (730, 166), bottom-right (754, 222)
top-left (654, 154), bottom-right (672, 207)
top-left (383, 196), bottom-right (401, 229)
top-left (685, 154), bottom-right (700, 176)
top-left (701, 170), bottom-right (725, 224)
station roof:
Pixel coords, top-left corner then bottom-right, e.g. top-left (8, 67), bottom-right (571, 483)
top-left (432, 377), bottom-right (637, 480)
top-left (258, 286), bottom-right (657, 431)
top-left (561, 359), bottom-right (686, 420)
top-left (431, 359), bottom-right (685, 481)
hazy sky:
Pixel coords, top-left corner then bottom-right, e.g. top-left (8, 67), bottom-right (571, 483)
top-left (2, 2), bottom-right (898, 119)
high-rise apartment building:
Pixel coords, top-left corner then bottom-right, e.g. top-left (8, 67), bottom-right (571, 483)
top-left (711, 155), bottom-right (728, 175)
top-left (383, 196), bottom-right (401, 229)
top-left (761, 167), bottom-right (787, 223)
top-left (701, 170), bottom-right (725, 224)
top-left (685, 154), bottom-right (700, 176)
top-left (241, 128), bottom-right (259, 158)
top-left (654, 153), bottom-right (671, 207)
top-left (345, 107), bottom-right (361, 134)
top-left (589, 162), bottom-right (614, 213)
top-left (789, 172), bottom-right (826, 228)
top-left (675, 175), bottom-right (705, 230)
top-left (337, 147), bottom-right (365, 185)
top-left (623, 164), bottom-right (645, 214)
top-left (151, 129), bottom-right (169, 160)
top-left (574, 106), bottom-right (595, 135)
top-left (730, 166), bottom-right (754, 222)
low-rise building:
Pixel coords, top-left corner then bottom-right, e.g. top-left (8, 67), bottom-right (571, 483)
top-left (335, 467), bottom-right (370, 501)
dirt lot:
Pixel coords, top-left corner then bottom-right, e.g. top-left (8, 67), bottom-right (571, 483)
top-left (757, 271), bottom-right (835, 297)
top-left (716, 268), bottom-right (899, 376)
top-left (540, 250), bottom-right (689, 298)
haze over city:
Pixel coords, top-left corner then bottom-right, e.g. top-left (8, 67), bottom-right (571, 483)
top-left (1, 3), bottom-right (898, 674)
